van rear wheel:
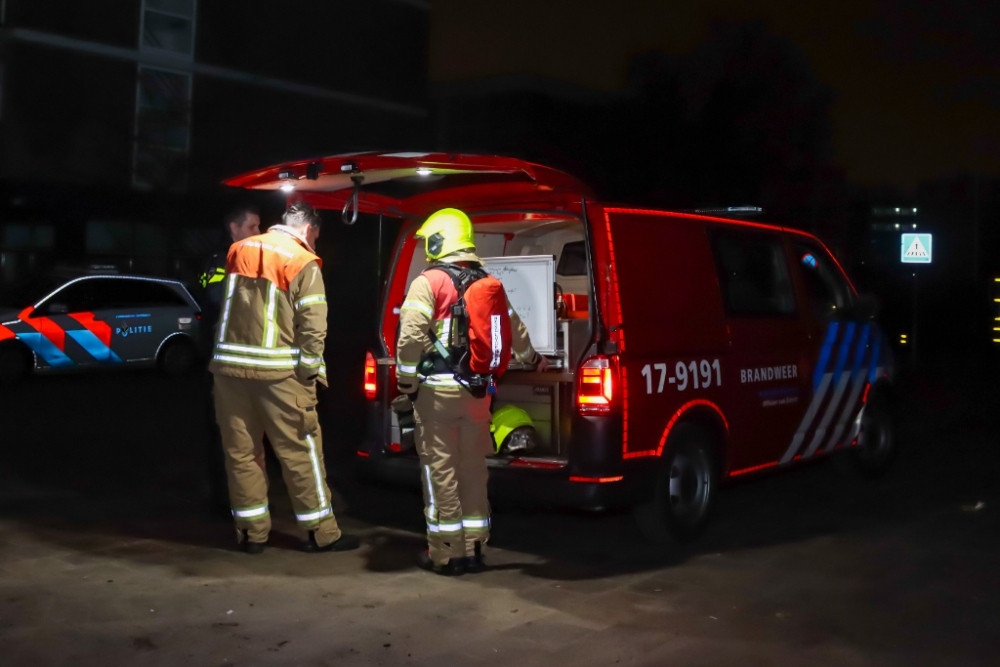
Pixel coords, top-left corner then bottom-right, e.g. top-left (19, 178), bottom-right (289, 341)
top-left (634, 423), bottom-right (718, 545)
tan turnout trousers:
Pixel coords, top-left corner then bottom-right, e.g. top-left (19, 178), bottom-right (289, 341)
top-left (414, 385), bottom-right (492, 565)
top-left (214, 374), bottom-right (341, 546)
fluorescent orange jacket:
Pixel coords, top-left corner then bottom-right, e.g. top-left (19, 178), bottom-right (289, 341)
top-left (209, 226), bottom-right (328, 385)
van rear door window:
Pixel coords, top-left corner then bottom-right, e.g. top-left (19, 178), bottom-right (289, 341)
top-left (556, 241), bottom-right (588, 276)
top-left (709, 229), bottom-right (796, 318)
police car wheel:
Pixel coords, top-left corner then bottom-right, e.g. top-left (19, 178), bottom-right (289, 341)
top-left (0, 343), bottom-right (32, 387)
top-left (850, 395), bottom-right (896, 478)
top-left (159, 338), bottom-right (199, 377)
top-left (634, 424), bottom-right (718, 545)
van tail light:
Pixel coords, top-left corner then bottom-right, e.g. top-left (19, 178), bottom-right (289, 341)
top-left (363, 351), bottom-right (378, 400)
top-left (577, 355), bottom-right (618, 415)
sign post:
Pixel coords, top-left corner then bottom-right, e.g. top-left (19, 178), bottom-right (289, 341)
top-left (901, 233), bottom-right (933, 370)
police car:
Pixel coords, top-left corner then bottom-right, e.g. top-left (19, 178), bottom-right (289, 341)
top-left (0, 274), bottom-right (202, 386)
top-left (226, 152), bottom-right (897, 544)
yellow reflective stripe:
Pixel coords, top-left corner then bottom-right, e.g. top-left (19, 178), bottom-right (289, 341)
top-left (232, 503), bottom-right (269, 518)
top-left (262, 282), bottom-right (279, 348)
top-left (207, 272), bottom-right (226, 285)
top-left (319, 364), bottom-right (327, 379)
top-left (296, 506), bottom-right (331, 523)
top-left (296, 294), bottom-right (326, 309)
top-left (402, 300), bottom-right (434, 317)
top-left (212, 354), bottom-right (298, 369)
top-left (216, 343), bottom-right (299, 357)
top-left (217, 274), bottom-right (238, 343)
top-left (397, 362), bottom-right (419, 376)
top-left (422, 373), bottom-right (461, 387)
top-left (299, 355), bottom-right (323, 367)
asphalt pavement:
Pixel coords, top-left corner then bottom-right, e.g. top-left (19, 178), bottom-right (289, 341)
top-left (0, 361), bottom-right (998, 666)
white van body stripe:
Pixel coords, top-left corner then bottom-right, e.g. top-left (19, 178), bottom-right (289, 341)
top-left (780, 372), bottom-right (833, 464)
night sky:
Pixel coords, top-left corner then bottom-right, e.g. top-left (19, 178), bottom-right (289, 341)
top-left (430, 0), bottom-right (999, 188)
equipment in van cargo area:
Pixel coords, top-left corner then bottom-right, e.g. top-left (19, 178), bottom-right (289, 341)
top-left (482, 255), bottom-right (558, 356)
top-left (224, 152), bottom-right (897, 546)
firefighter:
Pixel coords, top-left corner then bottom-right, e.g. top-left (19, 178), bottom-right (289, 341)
top-left (395, 208), bottom-right (546, 575)
top-left (200, 205), bottom-right (261, 515)
top-left (211, 201), bottom-right (358, 554)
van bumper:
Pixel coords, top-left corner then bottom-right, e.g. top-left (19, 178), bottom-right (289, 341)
top-left (355, 450), bottom-right (647, 511)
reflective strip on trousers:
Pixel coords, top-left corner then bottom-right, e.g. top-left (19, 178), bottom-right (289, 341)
top-left (217, 274), bottom-right (238, 343)
top-left (397, 362), bottom-right (419, 376)
top-left (462, 517), bottom-right (490, 529)
top-left (299, 355), bottom-right (323, 367)
top-left (296, 294), bottom-right (326, 309)
top-left (263, 282), bottom-right (279, 348)
top-left (319, 364), bottom-right (327, 379)
top-left (402, 300), bottom-right (434, 317)
top-left (216, 343), bottom-right (300, 357)
top-left (212, 354), bottom-right (298, 369)
top-left (306, 434), bottom-right (327, 511)
top-left (437, 521), bottom-right (463, 534)
top-left (296, 506), bottom-right (332, 523)
top-left (232, 504), bottom-right (269, 519)
top-left (424, 465), bottom-right (436, 520)
top-left (422, 373), bottom-right (462, 387)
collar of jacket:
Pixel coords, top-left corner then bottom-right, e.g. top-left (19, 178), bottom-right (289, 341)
top-left (268, 225), bottom-right (315, 252)
top-left (437, 250), bottom-right (483, 265)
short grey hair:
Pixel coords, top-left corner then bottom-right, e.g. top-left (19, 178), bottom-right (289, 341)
top-left (282, 201), bottom-right (321, 229)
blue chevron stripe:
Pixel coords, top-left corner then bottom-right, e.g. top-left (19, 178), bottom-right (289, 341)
top-left (17, 332), bottom-right (74, 368)
top-left (66, 330), bottom-right (122, 363)
top-left (812, 322), bottom-right (840, 391)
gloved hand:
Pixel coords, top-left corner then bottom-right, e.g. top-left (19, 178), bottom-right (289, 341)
top-left (296, 364), bottom-right (318, 386)
top-left (391, 394), bottom-right (417, 451)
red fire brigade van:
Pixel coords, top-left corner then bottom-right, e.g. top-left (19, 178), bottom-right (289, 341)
top-left (227, 153), bottom-right (895, 543)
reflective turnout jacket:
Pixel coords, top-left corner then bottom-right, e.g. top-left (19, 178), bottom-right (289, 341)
top-left (396, 251), bottom-right (537, 393)
top-left (209, 226), bottom-right (328, 385)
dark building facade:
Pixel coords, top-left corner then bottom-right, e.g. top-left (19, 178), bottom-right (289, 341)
top-left (0, 0), bottom-right (430, 288)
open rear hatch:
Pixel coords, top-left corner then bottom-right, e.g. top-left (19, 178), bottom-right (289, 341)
top-left (224, 152), bottom-right (593, 220)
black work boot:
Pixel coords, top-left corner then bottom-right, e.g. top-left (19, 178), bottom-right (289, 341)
top-left (417, 551), bottom-right (464, 576)
top-left (463, 541), bottom-right (487, 573)
top-left (301, 531), bottom-right (361, 553)
top-left (238, 530), bottom-right (267, 555)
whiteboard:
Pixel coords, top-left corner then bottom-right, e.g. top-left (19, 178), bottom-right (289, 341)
top-left (481, 255), bottom-right (557, 355)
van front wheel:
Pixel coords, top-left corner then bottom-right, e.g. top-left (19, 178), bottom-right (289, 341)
top-left (633, 424), bottom-right (718, 545)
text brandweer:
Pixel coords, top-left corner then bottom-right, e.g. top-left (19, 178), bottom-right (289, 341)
top-left (740, 364), bottom-right (798, 383)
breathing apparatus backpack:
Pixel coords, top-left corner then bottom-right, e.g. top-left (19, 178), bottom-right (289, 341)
top-left (418, 263), bottom-right (512, 398)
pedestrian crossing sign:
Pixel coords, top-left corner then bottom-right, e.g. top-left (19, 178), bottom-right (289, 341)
top-left (901, 233), bottom-right (932, 264)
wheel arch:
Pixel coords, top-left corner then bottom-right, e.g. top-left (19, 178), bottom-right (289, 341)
top-left (0, 337), bottom-right (37, 368)
top-left (155, 331), bottom-right (198, 360)
top-left (654, 399), bottom-right (730, 473)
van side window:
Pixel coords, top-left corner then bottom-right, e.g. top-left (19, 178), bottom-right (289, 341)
top-left (709, 229), bottom-right (796, 318)
top-left (556, 241), bottom-right (588, 276)
top-left (794, 241), bottom-right (853, 320)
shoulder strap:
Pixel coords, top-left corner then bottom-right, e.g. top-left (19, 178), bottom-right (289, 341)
top-left (424, 263), bottom-right (486, 297)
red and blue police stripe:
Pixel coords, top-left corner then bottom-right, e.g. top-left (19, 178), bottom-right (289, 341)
top-left (0, 308), bottom-right (122, 368)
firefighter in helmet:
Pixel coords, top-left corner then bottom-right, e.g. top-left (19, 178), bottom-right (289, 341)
top-left (394, 208), bottom-right (547, 575)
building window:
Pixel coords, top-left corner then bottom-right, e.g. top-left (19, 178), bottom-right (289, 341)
top-left (133, 1), bottom-right (196, 191)
top-left (140, 0), bottom-right (197, 58)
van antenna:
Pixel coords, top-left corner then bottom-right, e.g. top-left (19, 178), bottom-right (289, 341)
top-left (342, 175), bottom-right (365, 225)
